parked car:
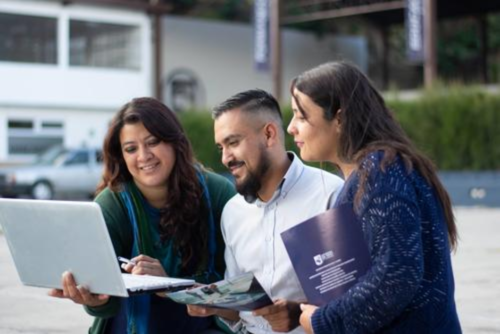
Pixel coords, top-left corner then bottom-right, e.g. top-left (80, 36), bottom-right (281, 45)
top-left (0, 146), bottom-right (103, 200)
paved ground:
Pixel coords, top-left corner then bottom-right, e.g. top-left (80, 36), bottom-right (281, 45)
top-left (452, 207), bottom-right (500, 333)
top-left (0, 207), bottom-right (498, 333)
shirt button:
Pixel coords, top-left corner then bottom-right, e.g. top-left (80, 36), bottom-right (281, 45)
top-left (265, 236), bottom-right (272, 242)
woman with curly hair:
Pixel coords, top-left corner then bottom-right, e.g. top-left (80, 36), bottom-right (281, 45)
top-left (50, 97), bottom-right (235, 334)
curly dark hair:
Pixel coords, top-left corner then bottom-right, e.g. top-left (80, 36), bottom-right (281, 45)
top-left (96, 97), bottom-right (207, 272)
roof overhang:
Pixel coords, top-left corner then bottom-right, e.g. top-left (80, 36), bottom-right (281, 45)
top-left (282, 0), bottom-right (500, 26)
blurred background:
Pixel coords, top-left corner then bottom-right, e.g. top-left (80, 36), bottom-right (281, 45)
top-left (0, 0), bottom-right (499, 205)
top-left (0, 0), bottom-right (498, 332)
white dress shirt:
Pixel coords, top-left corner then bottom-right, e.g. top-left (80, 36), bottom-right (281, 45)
top-left (220, 153), bottom-right (344, 334)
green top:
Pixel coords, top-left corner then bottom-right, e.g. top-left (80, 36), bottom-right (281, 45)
top-left (84, 170), bottom-right (235, 333)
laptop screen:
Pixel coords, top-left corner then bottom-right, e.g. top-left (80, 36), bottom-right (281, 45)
top-left (0, 199), bottom-right (129, 297)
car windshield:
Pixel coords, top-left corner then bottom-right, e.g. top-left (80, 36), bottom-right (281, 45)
top-left (33, 146), bottom-right (70, 166)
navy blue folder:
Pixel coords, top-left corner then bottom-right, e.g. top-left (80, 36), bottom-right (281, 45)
top-left (281, 203), bottom-right (371, 306)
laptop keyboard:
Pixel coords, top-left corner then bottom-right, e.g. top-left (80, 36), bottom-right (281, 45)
top-left (122, 273), bottom-right (194, 292)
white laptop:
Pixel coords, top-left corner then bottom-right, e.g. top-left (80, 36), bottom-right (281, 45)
top-left (0, 198), bottom-right (195, 297)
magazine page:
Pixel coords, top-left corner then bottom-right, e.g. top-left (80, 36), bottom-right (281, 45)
top-left (165, 272), bottom-right (272, 311)
top-left (280, 203), bottom-right (371, 306)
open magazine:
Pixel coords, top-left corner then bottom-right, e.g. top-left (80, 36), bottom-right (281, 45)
top-left (165, 272), bottom-right (272, 311)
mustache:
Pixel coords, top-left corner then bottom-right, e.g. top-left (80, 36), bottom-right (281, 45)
top-left (227, 160), bottom-right (245, 169)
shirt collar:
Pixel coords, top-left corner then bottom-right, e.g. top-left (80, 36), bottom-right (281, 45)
top-left (254, 151), bottom-right (304, 207)
top-left (280, 151), bottom-right (305, 199)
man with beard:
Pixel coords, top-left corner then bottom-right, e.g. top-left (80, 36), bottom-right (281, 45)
top-left (187, 89), bottom-right (344, 334)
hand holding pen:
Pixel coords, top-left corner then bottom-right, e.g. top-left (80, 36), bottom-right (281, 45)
top-left (118, 254), bottom-right (168, 277)
top-left (118, 256), bottom-right (136, 270)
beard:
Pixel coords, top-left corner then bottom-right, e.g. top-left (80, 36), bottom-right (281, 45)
top-left (232, 150), bottom-right (271, 203)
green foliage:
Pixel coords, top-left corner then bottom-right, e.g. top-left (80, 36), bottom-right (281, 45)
top-left (437, 18), bottom-right (482, 80)
top-left (170, 0), bottom-right (252, 22)
top-left (177, 111), bottom-right (225, 173)
top-left (167, 0), bottom-right (198, 15)
top-left (179, 87), bottom-right (500, 172)
top-left (389, 86), bottom-right (500, 170)
top-left (387, 13), bottom-right (500, 84)
top-left (488, 13), bottom-right (500, 51)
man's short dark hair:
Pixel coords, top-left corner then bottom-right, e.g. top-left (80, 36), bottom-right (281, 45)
top-left (212, 89), bottom-right (282, 121)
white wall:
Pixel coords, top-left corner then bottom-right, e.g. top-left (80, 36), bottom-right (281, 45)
top-left (0, 66), bottom-right (150, 109)
top-left (3, 106), bottom-right (115, 148)
top-left (161, 15), bottom-right (367, 108)
top-left (0, 0), bottom-right (152, 110)
top-left (0, 106), bottom-right (115, 163)
top-left (0, 1), bottom-right (152, 162)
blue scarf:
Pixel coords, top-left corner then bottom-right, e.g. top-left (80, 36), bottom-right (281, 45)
top-left (118, 170), bottom-right (216, 334)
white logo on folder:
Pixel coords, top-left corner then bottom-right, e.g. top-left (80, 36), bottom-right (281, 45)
top-left (314, 250), bottom-right (334, 266)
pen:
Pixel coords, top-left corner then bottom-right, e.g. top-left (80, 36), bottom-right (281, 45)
top-left (117, 256), bottom-right (136, 266)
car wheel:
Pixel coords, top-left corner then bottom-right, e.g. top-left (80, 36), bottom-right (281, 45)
top-left (31, 181), bottom-right (54, 200)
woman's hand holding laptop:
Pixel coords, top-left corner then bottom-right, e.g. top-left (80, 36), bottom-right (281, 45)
top-left (48, 254), bottom-right (169, 306)
top-left (48, 272), bottom-right (110, 307)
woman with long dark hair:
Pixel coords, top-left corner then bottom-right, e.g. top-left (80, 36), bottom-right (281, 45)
top-left (50, 97), bottom-right (235, 334)
top-left (287, 62), bottom-right (461, 333)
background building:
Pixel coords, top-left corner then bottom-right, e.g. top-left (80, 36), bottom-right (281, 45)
top-left (0, 0), bottom-right (367, 164)
top-left (0, 0), bottom-right (152, 164)
top-left (161, 15), bottom-right (367, 111)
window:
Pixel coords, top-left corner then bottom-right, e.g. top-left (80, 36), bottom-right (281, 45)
top-left (8, 120), bottom-right (33, 130)
top-left (165, 69), bottom-right (204, 112)
top-left (95, 150), bottom-right (103, 163)
top-left (0, 12), bottom-right (57, 64)
top-left (8, 119), bottom-right (64, 156)
top-left (64, 151), bottom-right (89, 166)
top-left (70, 20), bottom-right (140, 70)
top-left (42, 121), bottom-right (64, 129)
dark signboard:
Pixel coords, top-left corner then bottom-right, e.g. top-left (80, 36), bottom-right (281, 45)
top-left (254, 0), bottom-right (270, 71)
top-left (406, 0), bottom-right (424, 63)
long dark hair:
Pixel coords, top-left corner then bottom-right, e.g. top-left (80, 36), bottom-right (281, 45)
top-left (96, 97), bottom-right (207, 271)
top-left (291, 61), bottom-right (457, 250)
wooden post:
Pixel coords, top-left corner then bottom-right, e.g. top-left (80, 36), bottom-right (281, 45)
top-left (153, 14), bottom-right (163, 101)
top-left (150, 0), bottom-right (163, 101)
top-left (479, 14), bottom-right (489, 83)
top-left (381, 25), bottom-right (390, 90)
top-left (423, 0), bottom-right (437, 88)
top-left (270, 0), bottom-right (282, 102)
